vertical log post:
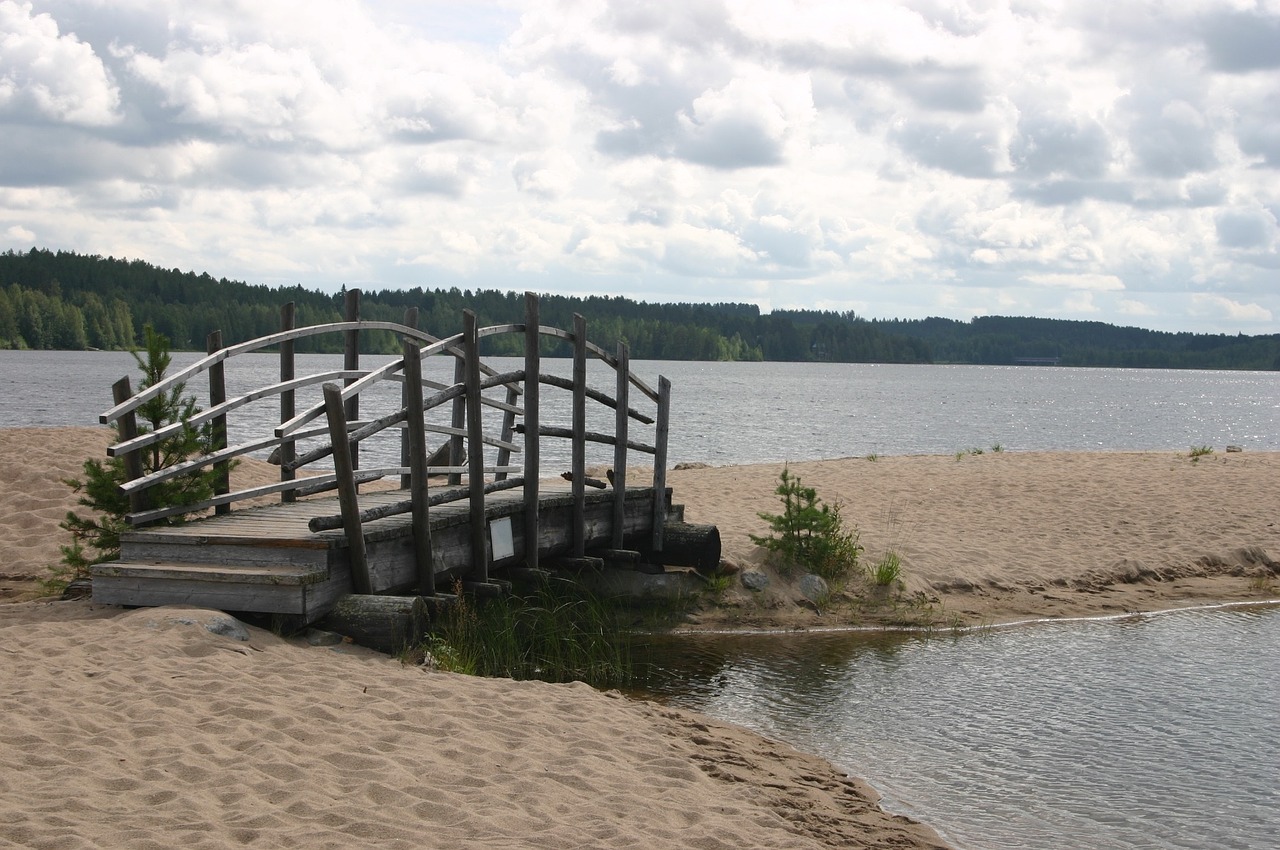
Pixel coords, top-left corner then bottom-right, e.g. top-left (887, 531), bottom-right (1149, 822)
top-left (279, 302), bottom-right (296, 503)
top-left (463, 311), bottom-right (487, 581)
top-left (323, 383), bottom-right (370, 594)
top-left (206, 330), bottom-right (229, 515)
top-left (400, 306), bottom-right (419, 491)
top-left (494, 383), bottom-right (519, 481)
top-left (343, 288), bottom-right (360, 473)
top-left (402, 337), bottom-right (434, 595)
top-left (611, 342), bottom-right (630, 549)
top-left (571, 313), bottom-right (587, 556)
top-left (448, 354), bottom-right (466, 487)
top-left (651, 375), bottom-right (671, 552)
top-left (522, 292), bottom-right (541, 571)
top-left (112, 377), bottom-right (147, 517)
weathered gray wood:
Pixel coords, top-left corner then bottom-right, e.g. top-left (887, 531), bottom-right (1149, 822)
top-left (652, 375), bottom-right (671, 551)
top-left (549, 555), bottom-right (605, 571)
top-left (280, 302), bottom-right (296, 503)
top-left (590, 548), bottom-right (641, 568)
top-left (324, 382), bottom-right (370, 594)
top-left (94, 560), bottom-right (325, 585)
top-left (343, 288), bottom-right (360, 472)
top-left (124, 467), bottom-right (397, 525)
top-left (494, 384), bottom-right (519, 481)
top-left (400, 306), bottom-right (419, 490)
top-left (612, 342), bottom-right (629, 548)
top-left (92, 574), bottom-right (309, 615)
top-left (514, 424), bottom-right (656, 454)
top-left (464, 310), bottom-right (487, 582)
top-left (322, 594), bottom-right (429, 654)
top-left (402, 335), bottom-right (434, 595)
top-left (654, 520), bottom-right (720, 574)
top-left (533, 327), bottom-right (660, 403)
top-left (572, 313), bottom-right (587, 557)
top-left (113, 377), bottom-right (146, 516)
top-left (462, 580), bottom-right (510, 597)
top-left (523, 292), bottom-right (540, 571)
top-left (207, 330), bottom-right (230, 514)
top-left (538, 374), bottom-right (654, 425)
top-left (111, 369), bottom-right (367, 458)
top-left (276, 332), bottom-right (522, 438)
top-left (421, 371), bottom-right (523, 414)
top-left (448, 352), bottom-right (465, 487)
top-left (101, 320), bottom-right (437, 426)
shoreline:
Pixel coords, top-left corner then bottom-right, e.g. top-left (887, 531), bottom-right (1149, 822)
top-left (663, 596), bottom-right (1280, 637)
top-left (4, 427), bottom-right (1279, 848)
top-left (666, 448), bottom-right (1280, 631)
top-left (4, 427), bottom-right (1277, 623)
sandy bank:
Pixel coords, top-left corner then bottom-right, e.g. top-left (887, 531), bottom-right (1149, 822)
top-left (0, 600), bottom-right (948, 849)
top-left (667, 449), bottom-right (1280, 629)
top-left (4, 427), bottom-right (1279, 848)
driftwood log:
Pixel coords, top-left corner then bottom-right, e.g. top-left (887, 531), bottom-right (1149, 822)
top-left (321, 594), bottom-right (429, 654)
top-left (653, 521), bottom-right (721, 575)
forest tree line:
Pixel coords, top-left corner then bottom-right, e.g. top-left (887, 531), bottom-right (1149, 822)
top-left (1, 248), bottom-right (1277, 370)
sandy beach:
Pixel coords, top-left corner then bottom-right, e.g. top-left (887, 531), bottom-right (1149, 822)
top-left (669, 448), bottom-right (1280, 629)
top-left (3, 426), bottom-right (1279, 849)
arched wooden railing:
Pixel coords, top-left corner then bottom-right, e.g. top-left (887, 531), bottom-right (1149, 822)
top-left (99, 290), bottom-right (671, 595)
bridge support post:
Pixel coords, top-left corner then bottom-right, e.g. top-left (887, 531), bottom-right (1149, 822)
top-left (571, 313), bottom-right (587, 556)
top-left (402, 335), bottom-right (434, 595)
top-left (651, 376), bottom-right (671, 552)
top-left (206, 330), bottom-right (229, 514)
top-left (279, 302), bottom-right (296, 503)
top-left (343, 288), bottom-right (360, 474)
top-left (323, 382), bottom-right (370, 594)
top-left (400, 306), bottom-right (419, 491)
top-left (523, 292), bottom-right (541, 571)
top-left (464, 311), bottom-right (488, 582)
top-left (112, 376), bottom-right (147, 517)
top-left (611, 342), bottom-right (630, 549)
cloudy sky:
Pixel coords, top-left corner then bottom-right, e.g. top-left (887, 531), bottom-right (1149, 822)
top-left (2, 0), bottom-right (1278, 333)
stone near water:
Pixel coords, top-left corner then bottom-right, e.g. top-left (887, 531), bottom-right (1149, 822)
top-left (798, 574), bottom-right (829, 603)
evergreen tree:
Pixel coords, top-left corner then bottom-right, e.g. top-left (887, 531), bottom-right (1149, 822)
top-left (57, 326), bottom-right (223, 581)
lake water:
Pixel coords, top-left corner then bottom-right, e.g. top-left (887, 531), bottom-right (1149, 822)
top-left (631, 605), bottom-right (1280, 850)
top-left (3, 350), bottom-right (1279, 462)
top-left (2, 350), bottom-right (1279, 849)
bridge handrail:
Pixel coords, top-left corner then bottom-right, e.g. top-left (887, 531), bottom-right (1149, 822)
top-left (99, 320), bottom-right (436, 425)
top-left (101, 291), bottom-right (673, 595)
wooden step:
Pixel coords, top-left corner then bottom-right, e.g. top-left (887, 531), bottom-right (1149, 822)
top-left (92, 561), bottom-right (328, 586)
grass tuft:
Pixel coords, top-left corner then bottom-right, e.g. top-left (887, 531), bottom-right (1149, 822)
top-left (869, 551), bottom-right (903, 587)
top-left (425, 578), bottom-right (632, 687)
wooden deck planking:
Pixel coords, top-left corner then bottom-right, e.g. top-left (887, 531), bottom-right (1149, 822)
top-left (94, 482), bottom-right (669, 620)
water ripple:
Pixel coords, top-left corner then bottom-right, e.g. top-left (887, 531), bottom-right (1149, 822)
top-left (633, 605), bottom-right (1280, 850)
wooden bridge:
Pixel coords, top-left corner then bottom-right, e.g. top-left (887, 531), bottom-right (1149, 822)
top-left (90, 291), bottom-right (718, 638)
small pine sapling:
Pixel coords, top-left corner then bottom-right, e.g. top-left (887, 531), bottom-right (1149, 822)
top-left (57, 326), bottom-right (223, 581)
top-left (750, 465), bottom-right (862, 581)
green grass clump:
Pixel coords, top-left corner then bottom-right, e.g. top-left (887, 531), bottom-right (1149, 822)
top-left (426, 578), bottom-right (632, 688)
top-left (1189, 445), bottom-right (1214, 460)
top-left (750, 465), bottom-right (862, 582)
top-left (869, 552), bottom-right (902, 587)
